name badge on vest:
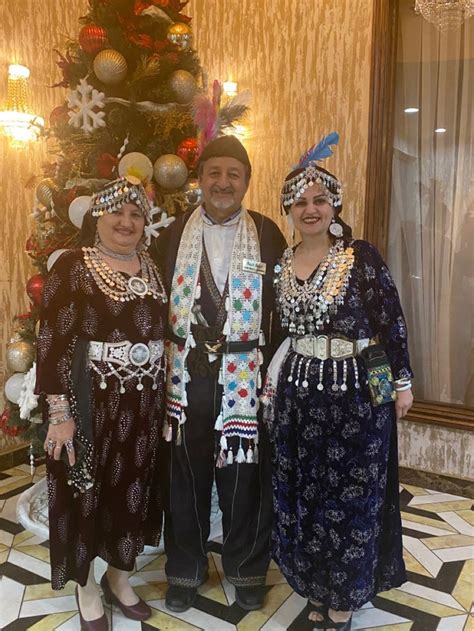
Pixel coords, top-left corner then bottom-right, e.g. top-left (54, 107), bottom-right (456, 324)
top-left (242, 258), bottom-right (266, 275)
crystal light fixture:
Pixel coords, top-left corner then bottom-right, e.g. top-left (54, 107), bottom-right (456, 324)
top-left (414, 0), bottom-right (474, 31)
top-left (0, 64), bottom-right (44, 144)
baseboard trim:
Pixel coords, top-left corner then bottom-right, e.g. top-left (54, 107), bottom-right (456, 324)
top-left (399, 466), bottom-right (474, 499)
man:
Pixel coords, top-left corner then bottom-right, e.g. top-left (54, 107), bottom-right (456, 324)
top-left (153, 135), bottom-right (286, 613)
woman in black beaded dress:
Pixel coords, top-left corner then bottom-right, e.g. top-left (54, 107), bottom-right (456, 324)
top-left (263, 135), bottom-right (413, 630)
top-left (36, 176), bottom-right (167, 629)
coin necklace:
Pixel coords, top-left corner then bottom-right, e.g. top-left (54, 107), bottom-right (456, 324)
top-left (274, 239), bottom-right (354, 335)
top-left (83, 247), bottom-right (167, 303)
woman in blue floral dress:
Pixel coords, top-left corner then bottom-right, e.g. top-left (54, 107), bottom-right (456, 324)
top-left (263, 135), bottom-right (413, 630)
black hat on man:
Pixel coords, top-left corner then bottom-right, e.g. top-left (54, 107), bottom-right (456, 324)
top-left (198, 135), bottom-right (251, 178)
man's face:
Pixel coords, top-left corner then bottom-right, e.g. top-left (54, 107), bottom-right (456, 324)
top-left (199, 156), bottom-right (249, 221)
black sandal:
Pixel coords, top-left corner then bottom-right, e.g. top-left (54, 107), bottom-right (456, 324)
top-left (307, 600), bottom-right (327, 625)
top-left (311, 611), bottom-right (352, 630)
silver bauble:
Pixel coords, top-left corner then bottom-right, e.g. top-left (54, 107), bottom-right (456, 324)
top-left (6, 340), bottom-right (35, 373)
top-left (153, 154), bottom-right (188, 190)
top-left (93, 49), bottom-right (128, 85)
top-left (169, 70), bottom-right (197, 104)
top-left (183, 178), bottom-right (202, 207)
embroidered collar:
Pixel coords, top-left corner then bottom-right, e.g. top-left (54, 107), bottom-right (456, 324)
top-left (201, 206), bottom-right (242, 226)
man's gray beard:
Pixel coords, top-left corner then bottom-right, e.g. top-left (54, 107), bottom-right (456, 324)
top-left (210, 196), bottom-right (235, 210)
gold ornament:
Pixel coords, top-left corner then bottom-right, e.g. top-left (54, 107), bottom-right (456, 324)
top-left (36, 178), bottom-right (57, 207)
top-left (153, 154), bottom-right (188, 190)
top-left (93, 49), bottom-right (128, 85)
top-left (169, 70), bottom-right (197, 105)
top-left (6, 340), bottom-right (35, 373)
top-left (167, 22), bottom-right (192, 51)
top-left (183, 177), bottom-right (202, 207)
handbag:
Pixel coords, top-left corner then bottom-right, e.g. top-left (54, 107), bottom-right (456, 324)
top-left (360, 344), bottom-right (397, 407)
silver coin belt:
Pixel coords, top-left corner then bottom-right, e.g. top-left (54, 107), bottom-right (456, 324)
top-left (88, 339), bottom-right (165, 394)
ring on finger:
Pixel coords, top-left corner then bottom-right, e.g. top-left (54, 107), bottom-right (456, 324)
top-left (47, 438), bottom-right (56, 450)
top-left (64, 439), bottom-right (74, 453)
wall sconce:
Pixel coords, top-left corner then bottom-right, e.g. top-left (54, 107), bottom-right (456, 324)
top-left (223, 80), bottom-right (238, 97)
top-left (0, 64), bottom-right (44, 144)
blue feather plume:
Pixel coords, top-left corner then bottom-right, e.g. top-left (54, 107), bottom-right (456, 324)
top-left (298, 132), bottom-right (339, 168)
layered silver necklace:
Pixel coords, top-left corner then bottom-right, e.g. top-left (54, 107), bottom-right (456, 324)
top-left (274, 239), bottom-right (354, 335)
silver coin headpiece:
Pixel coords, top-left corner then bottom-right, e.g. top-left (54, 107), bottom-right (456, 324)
top-left (89, 175), bottom-right (153, 224)
top-left (281, 132), bottom-right (342, 211)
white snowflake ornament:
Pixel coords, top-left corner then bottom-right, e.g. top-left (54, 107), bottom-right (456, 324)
top-left (67, 78), bottom-right (106, 133)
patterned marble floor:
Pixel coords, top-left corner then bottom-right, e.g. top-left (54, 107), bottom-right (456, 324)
top-left (0, 464), bottom-right (473, 630)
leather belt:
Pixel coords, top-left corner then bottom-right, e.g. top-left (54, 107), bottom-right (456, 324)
top-left (88, 340), bottom-right (164, 367)
top-left (167, 330), bottom-right (260, 355)
top-left (291, 335), bottom-right (371, 360)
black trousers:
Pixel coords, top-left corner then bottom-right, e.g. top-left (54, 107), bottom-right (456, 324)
top-left (160, 367), bottom-right (272, 588)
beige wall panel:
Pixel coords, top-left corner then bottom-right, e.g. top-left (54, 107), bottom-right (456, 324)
top-left (399, 421), bottom-right (474, 481)
top-left (0, 0), bottom-right (88, 452)
top-left (188, 0), bottom-right (374, 235)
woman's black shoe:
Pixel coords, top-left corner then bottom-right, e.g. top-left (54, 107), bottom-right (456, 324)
top-left (235, 585), bottom-right (265, 610)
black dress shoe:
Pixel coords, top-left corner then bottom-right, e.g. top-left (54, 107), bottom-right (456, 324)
top-left (165, 571), bottom-right (209, 613)
top-left (235, 585), bottom-right (265, 611)
top-left (165, 585), bottom-right (197, 612)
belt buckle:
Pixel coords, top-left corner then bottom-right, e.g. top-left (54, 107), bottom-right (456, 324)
top-left (129, 342), bottom-right (151, 366)
top-left (314, 335), bottom-right (329, 360)
top-left (330, 338), bottom-right (355, 360)
top-left (204, 341), bottom-right (224, 354)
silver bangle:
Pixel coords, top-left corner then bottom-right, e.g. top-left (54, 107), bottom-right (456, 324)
top-left (395, 384), bottom-right (412, 392)
top-left (394, 378), bottom-right (411, 386)
top-left (49, 412), bottom-right (73, 425)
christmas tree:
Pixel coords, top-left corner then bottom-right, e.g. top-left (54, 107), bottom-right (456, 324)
top-left (1, 0), bottom-right (248, 447)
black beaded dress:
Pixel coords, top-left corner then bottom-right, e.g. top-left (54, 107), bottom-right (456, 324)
top-left (36, 249), bottom-right (166, 589)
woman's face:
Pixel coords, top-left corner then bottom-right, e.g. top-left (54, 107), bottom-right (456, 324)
top-left (96, 203), bottom-right (145, 253)
top-left (290, 183), bottom-right (334, 238)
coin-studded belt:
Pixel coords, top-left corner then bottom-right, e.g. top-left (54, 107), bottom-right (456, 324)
top-left (291, 335), bottom-right (372, 360)
top-left (88, 339), bottom-right (164, 367)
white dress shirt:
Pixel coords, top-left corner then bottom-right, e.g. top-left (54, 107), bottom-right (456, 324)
top-left (202, 207), bottom-right (242, 294)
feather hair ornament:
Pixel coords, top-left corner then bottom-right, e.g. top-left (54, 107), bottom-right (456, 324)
top-left (192, 80), bottom-right (251, 152)
top-left (297, 131), bottom-right (339, 168)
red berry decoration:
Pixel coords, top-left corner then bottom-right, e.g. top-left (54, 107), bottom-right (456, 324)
top-left (176, 138), bottom-right (199, 170)
top-left (26, 273), bottom-right (45, 306)
top-left (79, 24), bottom-right (107, 54)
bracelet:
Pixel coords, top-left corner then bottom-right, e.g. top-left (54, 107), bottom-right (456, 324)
top-left (47, 394), bottom-right (68, 403)
top-left (394, 378), bottom-right (411, 386)
top-left (394, 384), bottom-right (412, 392)
top-left (49, 411), bottom-right (73, 425)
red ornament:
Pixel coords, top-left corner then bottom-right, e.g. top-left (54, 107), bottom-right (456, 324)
top-left (79, 24), bottom-right (108, 54)
top-left (49, 105), bottom-right (69, 128)
top-left (96, 153), bottom-right (118, 178)
top-left (26, 274), bottom-right (45, 306)
top-left (176, 138), bottom-right (199, 170)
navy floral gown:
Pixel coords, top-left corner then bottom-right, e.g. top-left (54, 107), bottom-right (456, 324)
top-left (269, 239), bottom-right (412, 611)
